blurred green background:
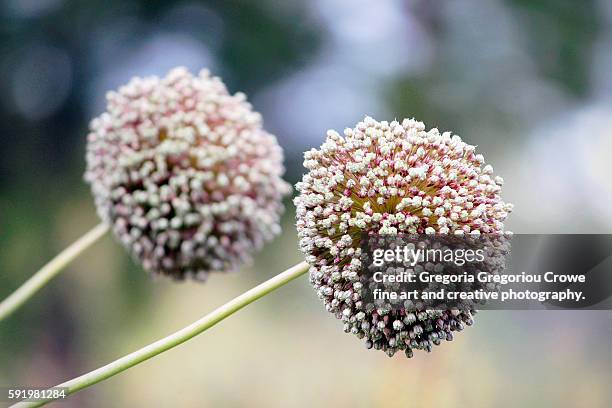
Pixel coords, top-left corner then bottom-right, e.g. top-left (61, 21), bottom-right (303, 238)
top-left (1, 0), bottom-right (612, 406)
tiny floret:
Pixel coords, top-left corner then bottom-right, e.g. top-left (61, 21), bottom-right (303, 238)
top-left (86, 67), bottom-right (290, 280)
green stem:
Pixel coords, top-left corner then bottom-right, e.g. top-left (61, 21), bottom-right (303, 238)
top-left (0, 223), bottom-right (109, 322)
top-left (11, 261), bottom-right (310, 408)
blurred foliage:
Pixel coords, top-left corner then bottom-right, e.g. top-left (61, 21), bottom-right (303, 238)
top-left (505, 0), bottom-right (601, 96)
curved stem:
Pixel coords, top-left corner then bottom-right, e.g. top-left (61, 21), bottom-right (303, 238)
top-left (11, 261), bottom-right (310, 408)
top-left (0, 223), bottom-right (109, 322)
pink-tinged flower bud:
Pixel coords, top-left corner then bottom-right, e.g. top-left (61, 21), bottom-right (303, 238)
top-left (85, 67), bottom-right (291, 281)
top-left (295, 116), bottom-right (512, 357)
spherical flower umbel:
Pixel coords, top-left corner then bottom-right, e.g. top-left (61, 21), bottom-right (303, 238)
top-left (295, 116), bottom-right (513, 357)
top-left (85, 67), bottom-right (291, 280)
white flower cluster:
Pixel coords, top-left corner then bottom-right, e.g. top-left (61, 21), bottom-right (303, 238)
top-left (295, 116), bottom-right (513, 357)
top-left (85, 67), bottom-right (290, 280)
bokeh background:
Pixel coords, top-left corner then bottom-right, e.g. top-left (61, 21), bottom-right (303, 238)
top-left (2, 0), bottom-right (612, 407)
